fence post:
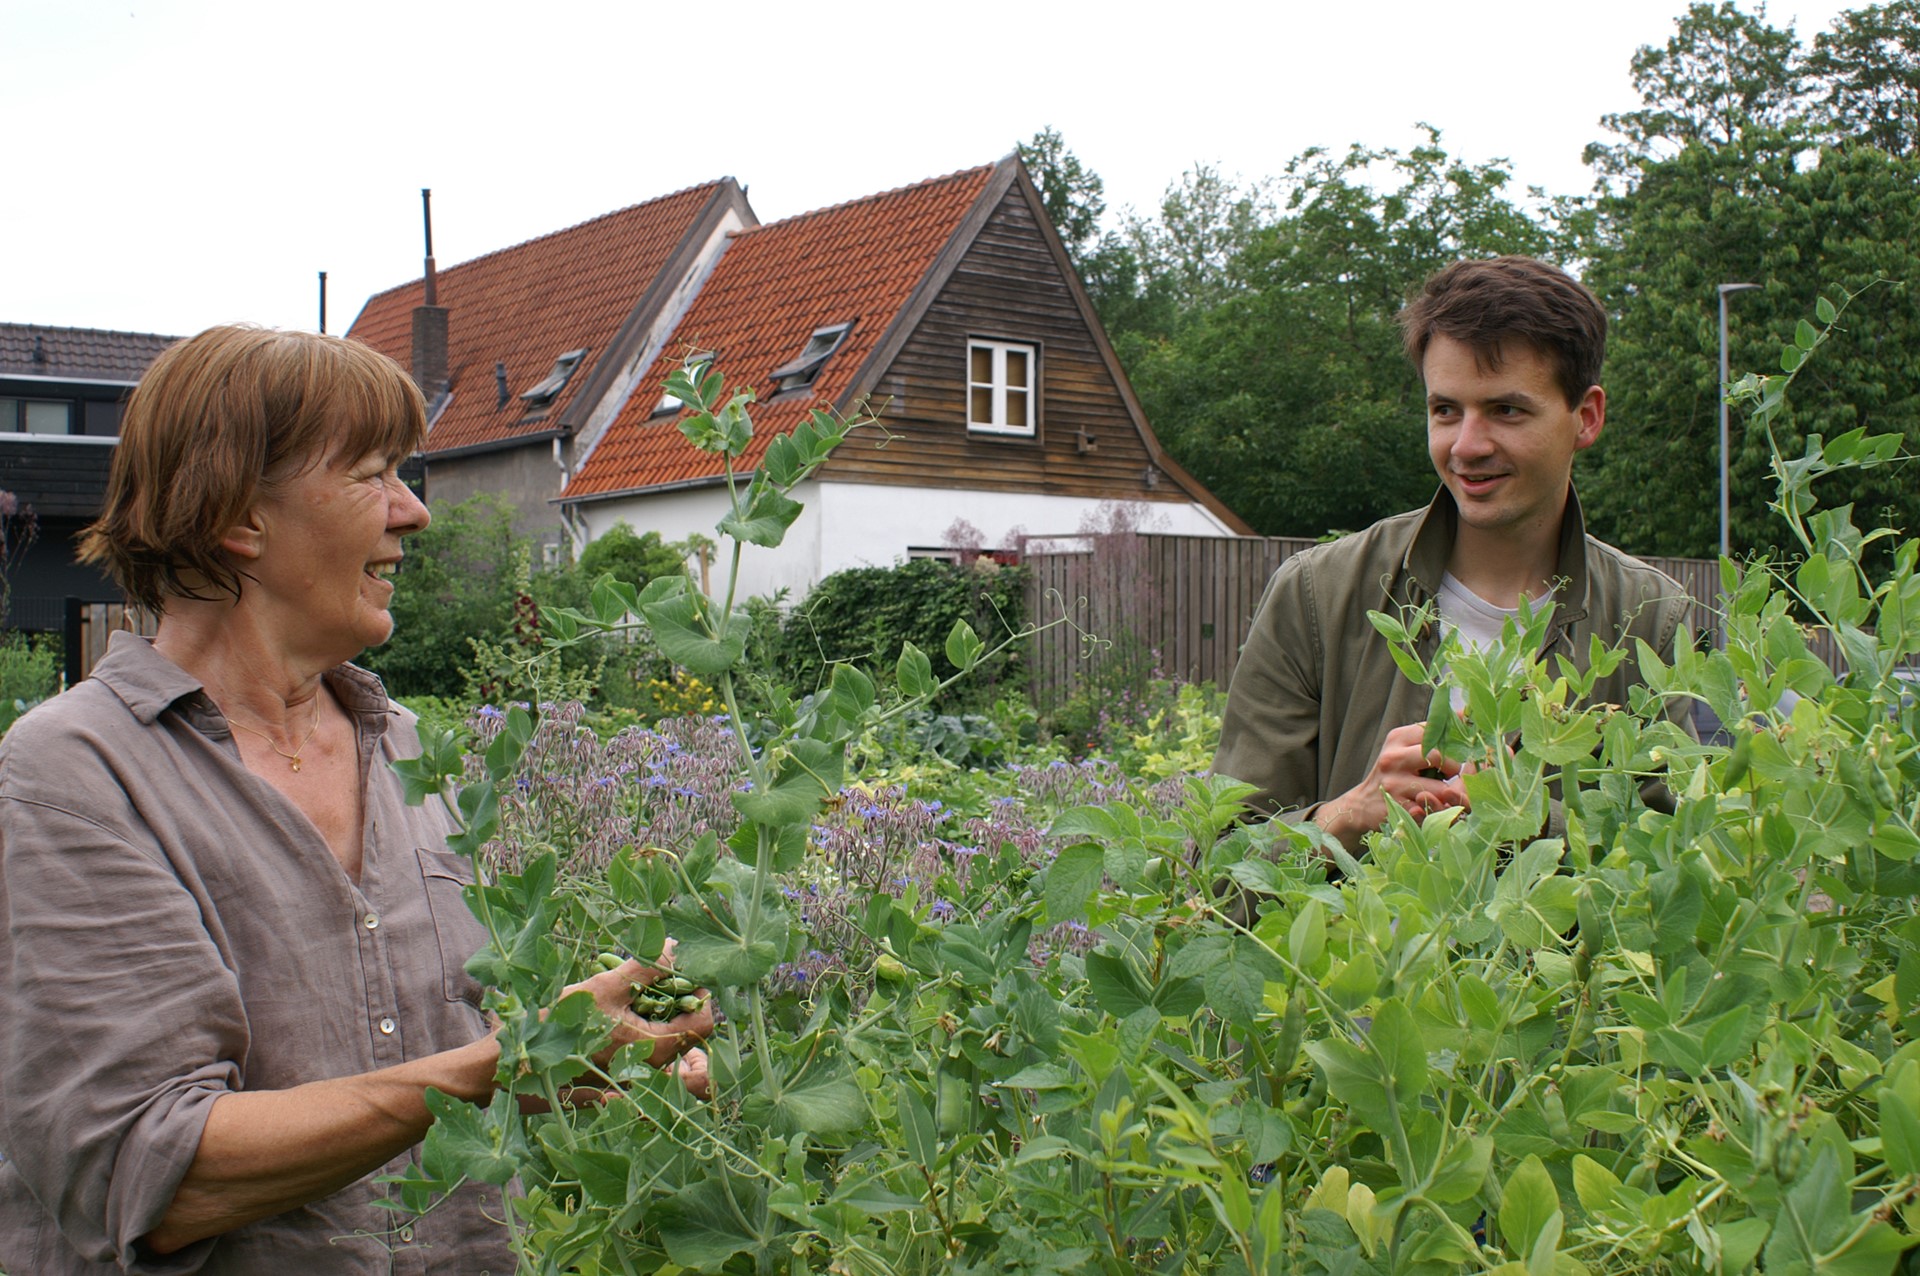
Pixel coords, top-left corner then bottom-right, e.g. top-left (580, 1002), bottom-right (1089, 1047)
top-left (63, 596), bottom-right (84, 689)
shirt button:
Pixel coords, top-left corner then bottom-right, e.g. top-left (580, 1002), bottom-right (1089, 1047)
top-left (378, 1017), bottom-right (396, 1035)
top-left (398, 1225), bottom-right (414, 1243)
top-left (364, 914), bottom-right (380, 930)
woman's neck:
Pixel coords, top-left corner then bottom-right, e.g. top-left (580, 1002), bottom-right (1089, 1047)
top-left (151, 601), bottom-right (330, 728)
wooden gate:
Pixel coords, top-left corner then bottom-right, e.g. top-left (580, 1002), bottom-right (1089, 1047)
top-left (64, 598), bottom-right (159, 687)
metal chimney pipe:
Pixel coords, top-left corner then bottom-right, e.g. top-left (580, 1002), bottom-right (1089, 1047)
top-left (318, 271), bottom-right (328, 333)
top-left (421, 188), bottom-right (438, 307)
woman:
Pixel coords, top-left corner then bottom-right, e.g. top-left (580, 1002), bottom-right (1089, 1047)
top-left (0, 326), bottom-right (709, 1273)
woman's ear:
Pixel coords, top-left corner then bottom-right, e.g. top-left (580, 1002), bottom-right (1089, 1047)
top-left (219, 506), bottom-right (267, 561)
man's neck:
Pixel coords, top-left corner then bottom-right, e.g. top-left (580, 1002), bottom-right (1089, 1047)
top-left (1444, 519), bottom-right (1563, 608)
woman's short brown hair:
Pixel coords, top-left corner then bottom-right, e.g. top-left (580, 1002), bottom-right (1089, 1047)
top-left (1398, 256), bottom-right (1607, 408)
top-left (78, 325), bottom-right (427, 611)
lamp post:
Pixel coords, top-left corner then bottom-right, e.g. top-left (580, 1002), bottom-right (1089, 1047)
top-left (1718, 282), bottom-right (1761, 559)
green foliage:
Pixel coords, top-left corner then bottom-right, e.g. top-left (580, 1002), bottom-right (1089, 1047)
top-left (1806, 0), bottom-right (1920, 157)
top-left (0, 631), bottom-right (58, 733)
top-left (1016, 126), bottom-right (1106, 263)
top-left (362, 492), bottom-right (522, 698)
top-left (576, 521), bottom-right (689, 593)
top-left (779, 558), bottom-right (1028, 714)
top-left (1584, 0), bottom-right (1809, 180)
top-left (1580, 139), bottom-right (1920, 558)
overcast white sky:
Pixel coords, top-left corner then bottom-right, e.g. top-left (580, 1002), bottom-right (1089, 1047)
top-left (6, 0), bottom-right (1858, 339)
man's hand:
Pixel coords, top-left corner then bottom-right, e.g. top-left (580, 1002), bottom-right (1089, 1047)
top-left (1314, 722), bottom-right (1470, 853)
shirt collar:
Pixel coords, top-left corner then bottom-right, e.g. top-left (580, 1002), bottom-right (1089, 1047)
top-left (1402, 485), bottom-right (1592, 623)
top-left (88, 629), bottom-right (394, 737)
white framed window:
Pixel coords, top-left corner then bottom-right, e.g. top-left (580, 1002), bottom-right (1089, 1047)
top-left (967, 339), bottom-right (1036, 436)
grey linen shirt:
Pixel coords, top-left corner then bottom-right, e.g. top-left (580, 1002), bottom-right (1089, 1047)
top-left (0, 633), bottom-right (514, 1274)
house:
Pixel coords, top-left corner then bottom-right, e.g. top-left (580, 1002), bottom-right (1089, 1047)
top-left (0, 323), bottom-right (179, 632)
top-left (561, 157), bottom-right (1248, 601)
top-left (346, 181), bottom-right (755, 556)
top-left (349, 157), bottom-right (1247, 600)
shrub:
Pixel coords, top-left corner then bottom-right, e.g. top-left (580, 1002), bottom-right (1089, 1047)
top-left (0, 631), bottom-right (58, 733)
top-left (362, 493), bottom-right (522, 698)
top-left (779, 557), bottom-right (1028, 713)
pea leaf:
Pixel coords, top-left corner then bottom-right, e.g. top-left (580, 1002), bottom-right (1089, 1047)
top-left (419, 1088), bottom-right (527, 1186)
top-left (1498, 1154), bottom-right (1560, 1256)
top-left (642, 591), bottom-right (747, 676)
top-left (897, 641), bottom-right (936, 700)
top-left (732, 738), bottom-right (844, 827)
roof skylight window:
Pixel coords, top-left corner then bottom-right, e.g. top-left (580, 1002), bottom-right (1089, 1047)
top-left (769, 323), bottom-right (851, 393)
top-left (519, 348), bottom-right (589, 407)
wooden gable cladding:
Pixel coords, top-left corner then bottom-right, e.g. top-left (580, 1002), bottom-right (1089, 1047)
top-left (819, 183), bottom-right (1170, 504)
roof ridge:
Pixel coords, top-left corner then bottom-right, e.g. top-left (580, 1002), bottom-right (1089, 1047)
top-left (359, 178), bottom-right (735, 306)
top-left (0, 321), bottom-right (181, 342)
top-left (735, 162), bottom-right (1000, 238)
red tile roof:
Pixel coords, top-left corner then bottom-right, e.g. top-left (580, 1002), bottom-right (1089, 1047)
top-left (346, 182), bottom-right (730, 455)
top-left (564, 164), bottom-right (998, 499)
top-left (0, 323), bottom-right (179, 382)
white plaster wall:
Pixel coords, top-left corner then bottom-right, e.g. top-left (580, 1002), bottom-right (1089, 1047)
top-left (812, 482), bottom-right (1236, 578)
top-left (572, 480), bottom-right (1235, 603)
top-left (573, 479), bottom-right (824, 604)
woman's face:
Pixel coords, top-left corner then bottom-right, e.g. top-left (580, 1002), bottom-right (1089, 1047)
top-left (248, 447), bottom-right (430, 663)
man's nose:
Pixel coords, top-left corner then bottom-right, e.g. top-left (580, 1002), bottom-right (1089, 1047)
top-left (1451, 411), bottom-right (1496, 458)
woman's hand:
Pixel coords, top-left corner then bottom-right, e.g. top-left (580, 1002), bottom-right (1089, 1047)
top-left (564, 940), bottom-right (715, 1096)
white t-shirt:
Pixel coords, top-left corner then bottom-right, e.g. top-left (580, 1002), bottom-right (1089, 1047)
top-left (1436, 572), bottom-right (1545, 711)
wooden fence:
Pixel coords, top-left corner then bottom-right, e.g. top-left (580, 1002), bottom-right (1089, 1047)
top-left (64, 598), bottom-right (159, 687)
top-left (1023, 533), bottom-right (1814, 708)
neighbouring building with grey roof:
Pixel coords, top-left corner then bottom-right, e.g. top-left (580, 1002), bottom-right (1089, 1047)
top-left (0, 323), bottom-right (179, 636)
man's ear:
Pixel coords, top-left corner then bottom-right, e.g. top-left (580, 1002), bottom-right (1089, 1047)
top-left (219, 506), bottom-right (267, 561)
top-left (1573, 385), bottom-right (1605, 451)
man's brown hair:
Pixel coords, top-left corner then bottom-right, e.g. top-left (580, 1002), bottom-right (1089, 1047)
top-left (79, 325), bottom-right (427, 611)
top-left (1398, 256), bottom-right (1607, 407)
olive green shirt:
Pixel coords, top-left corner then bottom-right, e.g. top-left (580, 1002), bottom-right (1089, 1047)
top-left (0, 633), bottom-right (512, 1274)
top-left (1213, 488), bottom-right (1694, 825)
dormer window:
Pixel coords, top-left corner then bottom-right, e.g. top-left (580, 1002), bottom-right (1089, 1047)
top-left (967, 339), bottom-right (1036, 436)
top-left (520, 348), bottom-right (589, 407)
top-left (653, 352), bottom-right (714, 416)
top-left (768, 323), bottom-right (851, 394)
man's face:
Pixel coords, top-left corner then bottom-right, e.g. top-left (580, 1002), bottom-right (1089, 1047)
top-left (1424, 334), bottom-right (1604, 542)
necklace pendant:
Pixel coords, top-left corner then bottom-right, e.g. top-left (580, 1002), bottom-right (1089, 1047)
top-left (291, 757), bottom-right (302, 773)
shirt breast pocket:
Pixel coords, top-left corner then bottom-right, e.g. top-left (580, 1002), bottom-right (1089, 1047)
top-left (415, 846), bottom-right (488, 1007)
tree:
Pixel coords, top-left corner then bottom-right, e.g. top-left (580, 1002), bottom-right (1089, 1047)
top-left (1806, 0), bottom-right (1920, 156)
top-left (1578, 134), bottom-right (1920, 557)
top-left (1015, 126), bottom-right (1106, 263)
top-left (1585, 1), bottom-right (1806, 181)
top-left (576, 522), bottom-right (688, 592)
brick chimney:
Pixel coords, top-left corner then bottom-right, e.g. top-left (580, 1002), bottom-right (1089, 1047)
top-left (410, 188), bottom-right (449, 402)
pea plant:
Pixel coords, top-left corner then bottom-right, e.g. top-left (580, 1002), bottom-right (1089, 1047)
top-left (393, 296), bottom-right (1920, 1275)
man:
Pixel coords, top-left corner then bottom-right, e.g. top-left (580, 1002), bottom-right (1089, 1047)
top-left (1211, 256), bottom-right (1692, 852)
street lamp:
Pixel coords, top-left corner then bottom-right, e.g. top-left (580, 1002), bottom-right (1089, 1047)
top-left (1718, 282), bottom-right (1762, 559)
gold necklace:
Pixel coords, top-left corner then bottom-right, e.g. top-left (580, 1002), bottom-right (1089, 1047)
top-left (226, 699), bottom-right (321, 772)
